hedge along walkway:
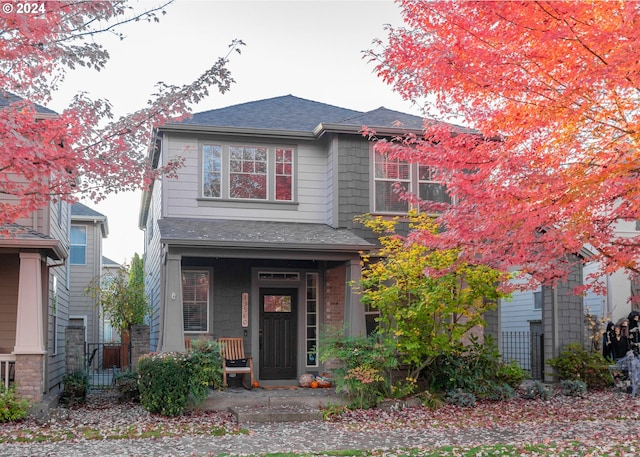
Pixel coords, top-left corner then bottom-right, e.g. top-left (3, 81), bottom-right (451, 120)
top-left (1, 390), bottom-right (640, 456)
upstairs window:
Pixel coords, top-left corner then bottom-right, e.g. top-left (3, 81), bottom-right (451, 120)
top-left (202, 144), bottom-right (294, 202)
top-left (70, 225), bottom-right (87, 265)
top-left (373, 150), bottom-right (450, 214)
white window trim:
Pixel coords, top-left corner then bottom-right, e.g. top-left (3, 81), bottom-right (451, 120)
top-left (371, 149), bottom-right (451, 215)
top-left (201, 142), bottom-right (296, 203)
top-left (182, 269), bottom-right (211, 334)
top-left (70, 225), bottom-right (87, 265)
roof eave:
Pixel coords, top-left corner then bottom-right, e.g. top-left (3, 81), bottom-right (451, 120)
top-left (160, 238), bottom-right (373, 253)
top-left (0, 239), bottom-right (65, 260)
top-left (157, 123), bottom-right (317, 141)
top-left (314, 122), bottom-right (424, 138)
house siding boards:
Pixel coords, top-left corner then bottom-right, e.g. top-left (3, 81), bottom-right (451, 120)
top-left (145, 180), bottom-right (164, 351)
top-left (69, 220), bottom-right (101, 343)
top-left (140, 95), bottom-right (430, 380)
top-left (336, 135), bottom-right (373, 241)
top-left (69, 204), bottom-right (106, 344)
top-left (162, 133), bottom-right (330, 224)
top-left (0, 254), bottom-right (19, 351)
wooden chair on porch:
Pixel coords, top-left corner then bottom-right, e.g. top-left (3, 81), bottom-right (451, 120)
top-left (218, 337), bottom-right (254, 389)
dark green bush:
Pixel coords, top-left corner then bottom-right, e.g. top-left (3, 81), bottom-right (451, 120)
top-left (62, 370), bottom-right (89, 406)
top-left (188, 339), bottom-right (224, 392)
top-left (445, 389), bottom-right (476, 407)
top-left (138, 352), bottom-right (196, 416)
top-left (0, 386), bottom-right (30, 422)
top-left (522, 380), bottom-right (553, 400)
top-left (547, 342), bottom-right (613, 390)
top-left (561, 379), bottom-right (587, 397)
top-left (114, 369), bottom-right (140, 402)
top-left (428, 335), bottom-right (526, 401)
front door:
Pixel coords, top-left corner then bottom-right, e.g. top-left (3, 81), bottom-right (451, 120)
top-left (259, 288), bottom-right (297, 380)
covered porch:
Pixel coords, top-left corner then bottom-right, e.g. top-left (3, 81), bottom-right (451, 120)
top-left (0, 230), bottom-right (65, 401)
top-left (155, 218), bottom-right (373, 383)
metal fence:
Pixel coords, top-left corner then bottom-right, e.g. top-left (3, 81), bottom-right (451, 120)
top-left (501, 331), bottom-right (544, 380)
top-left (85, 342), bottom-right (131, 389)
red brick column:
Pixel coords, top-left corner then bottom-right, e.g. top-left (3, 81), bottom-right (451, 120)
top-left (324, 264), bottom-right (346, 329)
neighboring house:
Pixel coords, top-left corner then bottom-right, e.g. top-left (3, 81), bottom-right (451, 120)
top-left (101, 256), bottom-right (122, 343)
top-left (138, 95), bottom-right (444, 383)
top-left (69, 203), bottom-right (109, 345)
top-left (0, 92), bottom-right (68, 402)
top-left (500, 223), bottom-right (640, 380)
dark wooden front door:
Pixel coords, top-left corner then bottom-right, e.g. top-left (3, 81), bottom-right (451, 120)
top-left (259, 288), bottom-right (297, 380)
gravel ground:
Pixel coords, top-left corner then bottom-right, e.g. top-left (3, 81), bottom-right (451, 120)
top-left (1, 390), bottom-right (640, 456)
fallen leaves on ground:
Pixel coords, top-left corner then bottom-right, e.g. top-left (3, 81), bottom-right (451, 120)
top-left (0, 392), bottom-right (243, 444)
top-left (2, 388), bottom-right (640, 457)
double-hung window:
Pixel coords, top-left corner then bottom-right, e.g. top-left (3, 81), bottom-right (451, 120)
top-left (373, 150), bottom-right (451, 214)
top-left (203, 144), bottom-right (294, 201)
top-left (182, 270), bottom-right (210, 333)
top-left (70, 225), bottom-right (87, 265)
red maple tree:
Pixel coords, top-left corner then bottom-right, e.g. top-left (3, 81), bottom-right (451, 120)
top-left (367, 1), bottom-right (640, 291)
top-left (0, 1), bottom-right (242, 224)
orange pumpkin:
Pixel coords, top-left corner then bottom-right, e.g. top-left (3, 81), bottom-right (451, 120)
top-left (252, 380), bottom-right (260, 388)
top-left (310, 380), bottom-right (319, 389)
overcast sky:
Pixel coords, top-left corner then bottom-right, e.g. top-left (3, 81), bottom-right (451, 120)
top-left (49, 0), bottom-right (420, 265)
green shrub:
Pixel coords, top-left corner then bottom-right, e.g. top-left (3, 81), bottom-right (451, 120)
top-left (561, 379), bottom-right (587, 397)
top-left (138, 352), bottom-right (197, 416)
top-left (547, 342), bottom-right (613, 389)
top-left (428, 335), bottom-right (526, 401)
top-left (445, 389), bottom-right (476, 407)
top-left (62, 370), bottom-right (89, 406)
top-left (114, 370), bottom-right (140, 402)
top-left (188, 339), bottom-right (224, 391)
top-left (319, 330), bottom-right (398, 409)
top-left (0, 386), bottom-right (30, 422)
top-left (522, 380), bottom-right (553, 400)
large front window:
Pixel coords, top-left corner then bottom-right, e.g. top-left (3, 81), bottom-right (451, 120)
top-left (373, 151), bottom-right (451, 213)
top-left (182, 270), bottom-right (209, 332)
top-left (203, 143), bottom-right (294, 201)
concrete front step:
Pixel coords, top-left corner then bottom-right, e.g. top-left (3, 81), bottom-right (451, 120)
top-left (230, 405), bottom-right (323, 424)
top-left (201, 386), bottom-right (347, 411)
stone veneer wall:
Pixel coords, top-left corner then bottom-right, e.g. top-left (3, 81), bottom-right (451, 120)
top-left (65, 325), bottom-right (85, 374)
top-left (15, 354), bottom-right (44, 401)
top-left (129, 324), bottom-right (150, 370)
top-left (542, 256), bottom-right (584, 381)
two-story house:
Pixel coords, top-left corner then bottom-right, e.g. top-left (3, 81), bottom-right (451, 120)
top-left (69, 203), bottom-right (109, 345)
top-left (0, 92), bottom-right (69, 403)
top-left (139, 95), bottom-right (437, 383)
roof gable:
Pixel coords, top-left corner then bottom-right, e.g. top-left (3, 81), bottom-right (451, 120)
top-left (183, 95), bottom-right (364, 132)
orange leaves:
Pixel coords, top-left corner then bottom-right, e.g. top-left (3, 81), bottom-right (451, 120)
top-left (368, 1), bottom-right (640, 288)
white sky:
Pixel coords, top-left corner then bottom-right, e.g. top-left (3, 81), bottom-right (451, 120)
top-left (48, 0), bottom-right (421, 265)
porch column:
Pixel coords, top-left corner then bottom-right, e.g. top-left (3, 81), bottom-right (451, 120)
top-left (161, 253), bottom-right (185, 352)
top-left (345, 258), bottom-right (366, 337)
top-left (15, 253), bottom-right (45, 354)
top-left (14, 252), bottom-right (46, 401)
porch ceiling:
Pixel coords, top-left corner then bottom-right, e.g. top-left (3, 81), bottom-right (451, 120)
top-left (158, 218), bottom-right (373, 253)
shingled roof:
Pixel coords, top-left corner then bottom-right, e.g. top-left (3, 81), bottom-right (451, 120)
top-left (158, 218), bottom-right (373, 253)
top-left (181, 94), bottom-right (426, 133)
top-left (0, 91), bottom-right (57, 115)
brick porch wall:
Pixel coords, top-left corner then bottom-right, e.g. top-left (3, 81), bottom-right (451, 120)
top-left (325, 264), bottom-right (346, 330)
